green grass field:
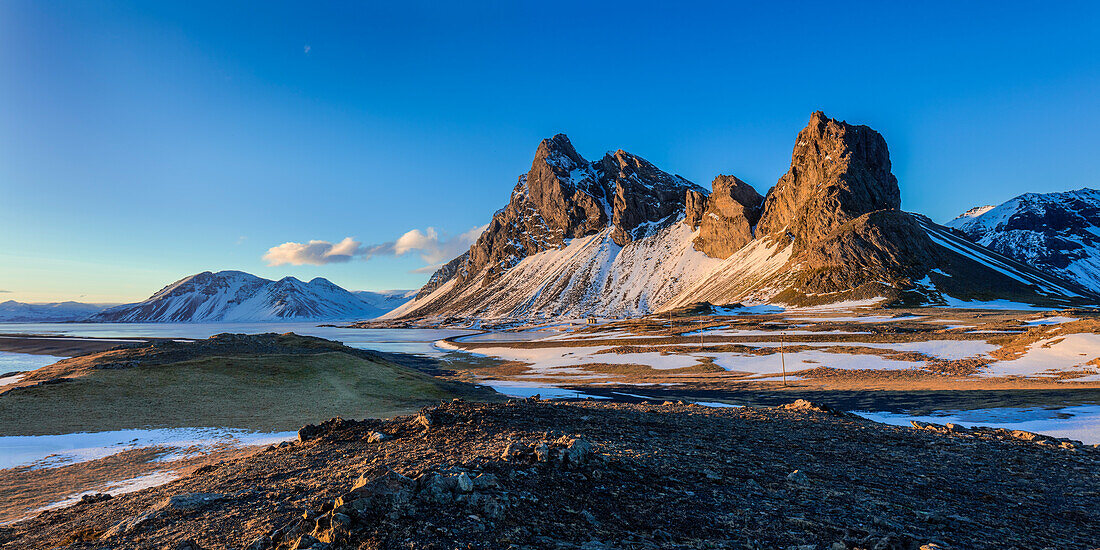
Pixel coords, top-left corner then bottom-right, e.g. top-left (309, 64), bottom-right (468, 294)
top-left (0, 351), bottom-right (494, 435)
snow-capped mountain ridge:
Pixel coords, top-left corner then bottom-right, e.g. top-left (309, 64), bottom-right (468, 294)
top-left (0, 300), bottom-right (113, 322)
top-left (388, 113), bottom-right (1097, 321)
top-left (947, 188), bottom-right (1100, 293)
top-left (91, 271), bottom-right (403, 322)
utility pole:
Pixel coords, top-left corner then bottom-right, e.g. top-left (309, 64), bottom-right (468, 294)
top-left (780, 331), bottom-right (787, 387)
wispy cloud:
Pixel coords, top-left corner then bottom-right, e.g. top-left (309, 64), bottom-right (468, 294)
top-left (0, 290), bottom-right (11, 293)
top-left (263, 225), bottom-right (486, 268)
top-left (236, 236), bottom-right (248, 245)
top-left (409, 264), bottom-right (443, 274)
top-left (303, 44), bottom-right (311, 54)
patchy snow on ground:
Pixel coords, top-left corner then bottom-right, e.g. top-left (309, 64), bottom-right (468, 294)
top-left (464, 346), bottom-right (701, 372)
top-left (855, 340), bottom-right (997, 361)
top-left (0, 428), bottom-right (296, 471)
top-left (32, 472), bottom-right (178, 515)
top-left (704, 350), bottom-right (924, 376)
top-left (735, 340), bottom-right (996, 361)
top-left (854, 405), bottom-right (1100, 445)
top-left (983, 333), bottom-right (1100, 378)
top-left (1022, 316), bottom-right (1080, 326)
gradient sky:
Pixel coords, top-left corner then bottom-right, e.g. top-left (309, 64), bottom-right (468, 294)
top-left (2, 1), bottom-right (1098, 303)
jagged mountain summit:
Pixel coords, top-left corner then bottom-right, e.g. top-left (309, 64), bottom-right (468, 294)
top-left (91, 271), bottom-right (394, 322)
top-left (947, 188), bottom-right (1100, 293)
top-left (386, 113), bottom-right (1097, 321)
top-left (0, 300), bottom-right (111, 322)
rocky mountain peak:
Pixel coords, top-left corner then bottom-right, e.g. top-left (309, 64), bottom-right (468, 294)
top-left (523, 134), bottom-right (608, 241)
top-left (421, 135), bottom-right (706, 293)
top-left (598, 150), bottom-right (705, 246)
top-left (691, 175), bottom-right (764, 258)
top-left (756, 111), bottom-right (900, 250)
top-left (531, 133), bottom-right (588, 176)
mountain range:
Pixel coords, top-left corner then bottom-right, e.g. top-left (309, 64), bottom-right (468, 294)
top-left (0, 273), bottom-right (413, 323)
top-left (0, 300), bottom-right (113, 322)
top-left (947, 188), bottom-right (1100, 294)
top-left (385, 112), bottom-right (1098, 321)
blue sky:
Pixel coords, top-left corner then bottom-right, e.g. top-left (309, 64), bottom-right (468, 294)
top-left (2, 1), bottom-right (1098, 302)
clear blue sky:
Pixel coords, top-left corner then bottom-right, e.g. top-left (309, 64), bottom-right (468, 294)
top-left (2, 1), bottom-right (1098, 302)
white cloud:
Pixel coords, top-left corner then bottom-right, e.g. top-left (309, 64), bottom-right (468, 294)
top-left (409, 264), bottom-right (443, 274)
top-left (263, 225), bottom-right (486, 268)
top-left (303, 44), bottom-right (311, 54)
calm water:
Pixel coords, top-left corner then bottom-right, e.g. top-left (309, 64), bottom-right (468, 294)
top-left (0, 322), bottom-right (475, 357)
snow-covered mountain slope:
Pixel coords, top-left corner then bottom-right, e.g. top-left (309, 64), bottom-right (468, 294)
top-left (389, 113), bottom-right (1097, 322)
top-left (915, 219), bottom-right (1090, 306)
top-left (385, 222), bottom-right (721, 319)
top-left (353, 290), bottom-right (416, 314)
top-left (946, 188), bottom-right (1100, 293)
top-left (0, 300), bottom-right (111, 322)
top-left (91, 271), bottom-right (384, 322)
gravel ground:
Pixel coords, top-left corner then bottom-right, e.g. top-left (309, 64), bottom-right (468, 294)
top-left (2, 399), bottom-right (1098, 550)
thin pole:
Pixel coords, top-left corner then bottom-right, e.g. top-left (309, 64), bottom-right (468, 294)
top-left (780, 331), bottom-right (787, 387)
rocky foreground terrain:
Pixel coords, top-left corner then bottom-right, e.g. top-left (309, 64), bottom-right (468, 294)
top-left (4, 399), bottom-right (1097, 550)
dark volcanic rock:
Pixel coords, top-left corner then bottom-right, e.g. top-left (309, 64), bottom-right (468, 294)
top-left (417, 134), bottom-right (703, 292)
top-left (756, 111), bottom-right (901, 250)
top-left (775, 210), bottom-right (940, 305)
top-left (598, 150), bottom-right (703, 246)
top-left (692, 175), bottom-right (764, 258)
top-left (683, 188), bottom-right (708, 228)
top-left (10, 400), bottom-right (1099, 550)
top-left (458, 134), bottom-right (610, 284)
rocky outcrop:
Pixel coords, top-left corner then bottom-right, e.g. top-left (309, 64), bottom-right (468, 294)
top-left (691, 175), bottom-right (764, 258)
top-left (397, 113), bottom-right (1097, 320)
top-left (456, 135), bottom-right (605, 285)
top-left (599, 150), bottom-right (703, 246)
top-left (775, 210), bottom-right (940, 305)
top-left (412, 134), bottom-right (705, 302)
top-left (11, 399), bottom-right (1099, 549)
top-left (756, 111), bottom-right (900, 250)
top-left (683, 189), bottom-right (707, 228)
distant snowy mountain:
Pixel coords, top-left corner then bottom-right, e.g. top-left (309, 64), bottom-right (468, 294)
top-left (353, 289), bottom-right (416, 313)
top-left (90, 271), bottom-right (385, 322)
top-left (0, 300), bottom-right (111, 322)
top-left (947, 188), bottom-right (1100, 293)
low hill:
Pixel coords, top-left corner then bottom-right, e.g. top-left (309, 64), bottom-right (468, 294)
top-left (0, 333), bottom-right (500, 435)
